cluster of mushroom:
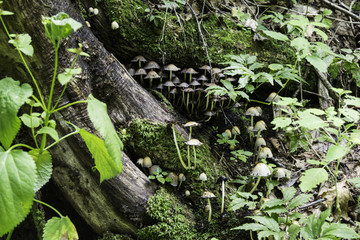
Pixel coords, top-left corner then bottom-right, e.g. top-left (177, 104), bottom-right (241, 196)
top-left (127, 56), bottom-right (237, 119)
top-left (137, 156), bottom-right (186, 187)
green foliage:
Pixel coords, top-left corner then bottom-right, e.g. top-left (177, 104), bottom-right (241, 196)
top-left (230, 149), bottom-right (253, 162)
top-left (148, 167), bottom-right (172, 184)
top-left (8, 33), bottom-right (34, 56)
top-left (0, 149), bottom-right (36, 236)
top-left (29, 149), bottom-right (52, 192)
top-left (43, 216), bottom-right (78, 240)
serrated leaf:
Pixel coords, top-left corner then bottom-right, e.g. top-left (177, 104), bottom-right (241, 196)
top-left (79, 129), bottom-right (121, 183)
top-left (322, 223), bottom-right (360, 239)
top-left (232, 223), bottom-right (268, 231)
top-left (339, 108), bottom-right (360, 122)
top-left (262, 30), bottom-right (289, 41)
top-left (290, 37), bottom-right (310, 54)
top-left (313, 28), bottom-right (328, 41)
top-left (269, 64), bottom-right (283, 71)
top-left (288, 194), bottom-right (312, 209)
top-left (248, 216), bottom-right (280, 232)
top-left (87, 95), bottom-right (123, 179)
top-left (347, 177), bottom-right (360, 187)
top-left (37, 126), bottom-right (59, 142)
top-left (282, 187), bottom-right (296, 202)
top-left (299, 168), bottom-right (328, 192)
top-left (350, 131), bottom-right (360, 145)
top-left (29, 149), bottom-right (52, 192)
top-left (8, 33), bottom-right (34, 56)
top-left (262, 206), bottom-right (287, 215)
top-left (43, 216), bottom-right (78, 240)
top-left (0, 149), bottom-right (36, 236)
top-left (258, 230), bottom-right (283, 240)
top-left (0, 77), bottom-right (32, 149)
top-left (261, 199), bottom-right (284, 209)
top-left (20, 113), bottom-right (43, 128)
top-left (58, 67), bottom-right (82, 85)
top-left (295, 111), bottom-right (328, 130)
top-left (271, 117), bottom-right (292, 130)
top-left (306, 55), bottom-right (329, 73)
top-left (326, 145), bottom-right (347, 162)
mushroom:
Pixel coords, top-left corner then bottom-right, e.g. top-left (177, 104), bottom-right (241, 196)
top-left (231, 126), bottom-right (240, 139)
top-left (253, 120), bottom-right (267, 142)
top-left (144, 70), bottom-right (160, 88)
top-left (199, 65), bottom-right (211, 76)
top-left (111, 21), bottom-right (119, 30)
top-left (88, 7), bottom-right (94, 13)
top-left (149, 165), bottom-right (161, 175)
top-left (245, 107), bottom-right (261, 143)
top-left (171, 123), bottom-right (188, 170)
top-left (144, 60), bottom-right (160, 71)
top-left (217, 176), bottom-right (228, 214)
top-left (273, 168), bottom-right (290, 181)
top-left (185, 190), bottom-right (191, 196)
top-left (143, 156), bottom-right (153, 168)
top-left (167, 172), bottom-right (179, 187)
top-left (250, 163), bottom-right (271, 194)
top-left (164, 64), bottom-right (180, 81)
top-left (258, 147), bottom-right (273, 160)
top-left (134, 68), bottom-right (147, 85)
top-left (163, 80), bottom-right (175, 97)
top-left (183, 87), bottom-right (194, 112)
top-left (93, 8), bottom-right (99, 15)
top-left (131, 55), bottom-right (147, 68)
top-left (185, 68), bottom-right (198, 83)
top-left (199, 172), bottom-right (207, 185)
top-left (183, 121), bottom-right (200, 140)
top-left (197, 74), bottom-right (209, 87)
top-left (254, 137), bottom-right (266, 152)
top-left (185, 138), bottom-right (203, 169)
top-left (178, 173), bottom-right (186, 188)
top-left (266, 92), bottom-right (280, 118)
top-left (127, 67), bottom-right (136, 76)
top-left (202, 191), bottom-right (216, 222)
top-left (204, 110), bottom-right (216, 122)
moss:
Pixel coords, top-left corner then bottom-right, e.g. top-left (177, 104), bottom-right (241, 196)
top-left (31, 205), bottom-right (46, 239)
top-left (98, 231), bottom-right (134, 240)
top-left (137, 188), bottom-right (199, 239)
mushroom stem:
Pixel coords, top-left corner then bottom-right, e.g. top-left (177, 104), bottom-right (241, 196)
top-left (208, 199), bottom-right (212, 222)
top-left (172, 123), bottom-right (188, 170)
top-left (193, 145), bottom-right (197, 169)
top-left (221, 180), bottom-right (225, 214)
top-left (249, 177), bottom-right (262, 194)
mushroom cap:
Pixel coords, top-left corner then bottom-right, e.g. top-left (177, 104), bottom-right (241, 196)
top-left (127, 68), bottom-right (136, 76)
top-left (136, 158), bottom-right (144, 166)
top-left (232, 126), bottom-right (241, 136)
top-left (245, 107), bottom-right (261, 116)
top-left (167, 172), bottom-right (179, 187)
top-left (204, 111), bottom-right (216, 117)
top-left (258, 147), bottom-right (273, 159)
top-left (178, 82), bottom-right (189, 88)
top-left (144, 70), bottom-right (160, 79)
top-left (251, 163), bottom-right (271, 177)
top-left (93, 8), bottom-right (99, 15)
top-left (144, 61), bottom-right (160, 70)
top-left (253, 120), bottom-right (267, 132)
top-left (163, 81), bottom-right (175, 87)
top-left (149, 165), bottom-right (161, 175)
top-left (134, 68), bottom-right (147, 76)
top-left (247, 126), bottom-right (254, 133)
top-left (225, 77), bottom-right (236, 82)
top-left (197, 75), bottom-right (209, 81)
top-left (273, 168), bottom-right (290, 179)
top-left (204, 82), bottom-right (216, 87)
top-left (172, 77), bottom-right (181, 85)
top-left (111, 21), bottom-right (119, 30)
top-left (179, 173), bottom-right (186, 182)
top-left (254, 137), bottom-right (266, 148)
top-left (185, 190), bottom-right (191, 196)
top-left (185, 138), bottom-right (203, 146)
top-left (183, 87), bottom-right (194, 93)
top-left (164, 64), bottom-right (181, 71)
top-left (217, 176), bottom-right (228, 183)
top-left (169, 88), bottom-right (178, 94)
top-left (189, 80), bottom-right (201, 86)
top-left (202, 191), bottom-right (216, 199)
top-left (131, 55), bottom-right (147, 63)
top-left (184, 121), bottom-right (200, 127)
top-left (255, 106), bottom-right (263, 115)
top-left (266, 92), bottom-right (280, 103)
top-left (199, 172), bottom-right (207, 181)
top-left (143, 156), bottom-right (153, 168)
top-left (185, 68), bottom-right (198, 74)
top-left (199, 65), bottom-right (211, 70)
top-left (156, 83), bottom-right (164, 90)
top-left (89, 7), bottom-right (94, 13)
top-left (211, 68), bottom-right (222, 74)
top-left (223, 129), bottom-right (232, 138)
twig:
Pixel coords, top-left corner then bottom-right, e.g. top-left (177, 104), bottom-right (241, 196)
top-left (320, 0), bottom-right (360, 21)
top-left (299, 198), bottom-right (326, 210)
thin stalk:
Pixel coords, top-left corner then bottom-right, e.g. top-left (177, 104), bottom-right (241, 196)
top-left (249, 177), bottom-right (261, 194)
top-left (335, 159), bottom-right (341, 222)
top-left (44, 131), bottom-right (80, 151)
top-left (193, 145), bottom-right (197, 169)
top-left (221, 180), bottom-right (225, 214)
top-left (51, 100), bottom-right (87, 113)
top-left (172, 124), bottom-right (188, 170)
top-left (207, 199), bottom-right (212, 222)
top-left (30, 105), bottom-right (39, 149)
top-left (33, 199), bottom-right (63, 217)
top-left (7, 144), bottom-right (35, 152)
top-left (6, 230), bottom-right (13, 240)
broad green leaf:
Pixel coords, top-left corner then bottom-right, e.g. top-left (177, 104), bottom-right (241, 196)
top-left (8, 33), bottom-right (34, 56)
top-left (332, 87), bottom-right (352, 97)
top-left (0, 10), bottom-right (14, 15)
top-left (43, 216), bottom-right (78, 240)
top-left (288, 224), bottom-right (301, 240)
top-left (282, 187), bottom-right (296, 202)
top-left (87, 95), bottom-right (123, 177)
top-left (322, 223), bottom-right (360, 239)
top-left (258, 230), bottom-right (283, 240)
top-left (269, 64), bottom-right (283, 71)
top-left (327, 116), bottom-right (344, 128)
top-left (303, 108), bottom-right (325, 115)
top-left (42, 12), bottom-right (82, 45)
top-left (20, 113), bottom-right (43, 128)
top-left (58, 67), bottom-right (82, 85)
top-left (0, 77), bottom-right (32, 149)
top-left (323, 9), bottom-right (332, 16)
top-left (290, 37), bottom-right (310, 54)
top-left (350, 131), bottom-right (360, 145)
top-left (301, 208), bottom-right (330, 238)
top-left (261, 199), bottom-right (284, 209)
top-left (262, 206), bottom-right (287, 215)
top-left (295, 111), bottom-right (328, 130)
top-left (326, 145), bottom-right (347, 162)
top-left (348, 177), bottom-right (360, 188)
top-left (306, 55), bottom-right (329, 73)
top-left (248, 216), bottom-right (280, 232)
top-left (29, 149), bottom-right (52, 192)
top-left (232, 223), bottom-right (268, 231)
top-left (271, 117), bottom-right (292, 130)
top-left (0, 149), bottom-right (36, 236)
top-left (344, 96), bottom-right (360, 107)
top-left (299, 168), bottom-right (328, 192)
top-left (79, 129), bottom-right (121, 183)
top-left (339, 108), bottom-right (360, 122)
top-left (288, 194), bottom-right (312, 209)
top-left (262, 30), bottom-right (289, 41)
top-left (313, 28), bottom-right (328, 41)
top-left (37, 126), bottom-right (59, 141)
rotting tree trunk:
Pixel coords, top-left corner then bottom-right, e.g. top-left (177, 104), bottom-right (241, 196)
top-left (0, 0), bottom-right (188, 236)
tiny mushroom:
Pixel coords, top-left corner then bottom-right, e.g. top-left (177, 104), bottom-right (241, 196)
top-left (164, 64), bottom-right (180, 81)
top-left (258, 147), bottom-right (273, 160)
top-left (131, 55), bottom-right (147, 68)
top-left (202, 191), bottom-right (216, 222)
top-left (217, 176), bottom-right (228, 214)
top-left (93, 8), bottom-right (99, 15)
top-left (250, 163), bottom-right (271, 194)
top-left (185, 190), bottom-right (191, 196)
top-left (266, 92), bottom-right (280, 103)
top-left (184, 121), bottom-right (200, 140)
top-left (149, 165), bottom-right (161, 175)
top-left (111, 21), bottom-right (119, 30)
top-left (144, 70), bottom-right (160, 88)
top-left (273, 168), bottom-right (290, 181)
top-left (89, 7), bottom-right (94, 13)
top-left (167, 172), bottom-right (179, 187)
top-left (254, 137), bottom-right (266, 152)
top-left (143, 156), bottom-right (153, 168)
top-left (245, 107), bottom-right (261, 127)
top-left (231, 126), bottom-right (241, 139)
top-left (199, 172), bottom-right (207, 185)
top-left (185, 138), bottom-right (203, 169)
top-left (253, 120), bottom-right (267, 141)
top-left (134, 68), bottom-right (147, 85)
top-left (178, 173), bottom-right (186, 188)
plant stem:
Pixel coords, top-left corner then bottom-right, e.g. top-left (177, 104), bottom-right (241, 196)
top-left (221, 180), bottom-right (225, 214)
top-left (6, 229), bottom-right (13, 240)
top-left (51, 100), bottom-right (87, 113)
top-left (7, 144), bottom-right (35, 151)
top-left (193, 145), bottom-right (197, 169)
top-left (172, 124), bottom-right (188, 170)
top-left (33, 199), bottom-right (63, 217)
top-left (207, 199), bottom-right (212, 222)
top-left (44, 130), bottom-right (80, 151)
top-left (249, 177), bottom-right (261, 194)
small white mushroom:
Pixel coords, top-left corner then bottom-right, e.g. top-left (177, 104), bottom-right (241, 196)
top-left (258, 147), bottom-right (273, 160)
top-left (111, 21), bottom-right (119, 30)
top-left (93, 8), bottom-right (99, 15)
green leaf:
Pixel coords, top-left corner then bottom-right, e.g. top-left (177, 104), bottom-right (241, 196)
top-left (271, 117), bottom-right (292, 130)
top-left (339, 108), bottom-right (360, 122)
top-left (248, 216), bottom-right (280, 232)
top-left (288, 194), bottom-right (312, 209)
top-left (322, 223), bottom-right (360, 239)
top-left (299, 168), bottom-right (328, 192)
top-left (282, 187), bottom-right (296, 202)
top-left (295, 111), bottom-right (328, 130)
top-left (79, 129), bottom-right (121, 183)
top-left (288, 224), bottom-right (301, 240)
top-left (350, 131), bottom-right (360, 145)
top-left (290, 37), bottom-right (310, 54)
top-left (326, 145), bottom-right (347, 162)
top-left (323, 9), bottom-right (332, 16)
top-left (232, 223), bottom-right (268, 231)
top-left (0, 77), bottom-right (32, 149)
top-left (261, 199), bottom-right (284, 209)
top-left (87, 95), bottom-right (123, 177)
top-left (42, 12), bottom-right (82, 45)
top-left (8, 33), bottom-right (34, 56)
top-left (348, 177), bottom-right (360, 188)
top-left (37, 126), bottom-right (59, 142)
top-left (269, 64), bottom-right (283, 71)
top-left (262, 206), bottom-right (287, 215)
top-left (262, 30), bottom-right (289, 41)
top-left (29, 149), bottom-right (52, 192)
top-left (20, 113), bottom-right (43, 128)
top-left (58, 67), bottom-right (82, 85)
top-left (306, 55), bottom-right (329, 73)
top-left (301, 208), bottom-right (330, 238)
top-left (313, 28), bottom-right (328, 41)
top-left (0, 149), bottom-right (36, 236)
top-left (0, 10), bottom-right (14, 15)
top-left (43, 216), bottom-right (78, 240)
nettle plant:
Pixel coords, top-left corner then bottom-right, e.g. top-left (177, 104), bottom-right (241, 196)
top-left (272, 90), bottom-right (360, 218)
top-left (0, 9), bottom-right (123, 239)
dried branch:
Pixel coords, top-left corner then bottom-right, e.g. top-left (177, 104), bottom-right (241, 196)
top-left (320, 0), bottom-right (360, 21)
